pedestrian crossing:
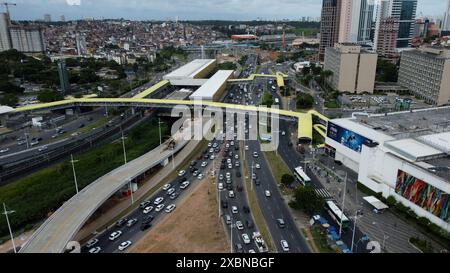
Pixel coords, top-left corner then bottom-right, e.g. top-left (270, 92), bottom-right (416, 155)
top-left (315, 188), bottom-right (333, 200)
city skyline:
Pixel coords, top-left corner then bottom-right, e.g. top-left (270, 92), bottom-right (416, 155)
top-left (4, 0), bottom-right (446, 21)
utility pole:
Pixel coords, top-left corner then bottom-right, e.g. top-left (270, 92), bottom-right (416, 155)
top-left (339, 172), bottom-right (348, 237)
top-left (70, 154), bottom-right (79, 194)
top-left (158, 118), bottom-right (163, 146)
top-left (2, 203), bottom-right (16, 253)
top-left (351, 210), bottom-right (358, 252)
top-left (121, 128), bottom-right (127, 164)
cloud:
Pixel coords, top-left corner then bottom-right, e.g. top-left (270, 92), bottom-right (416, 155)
top-left (9, 0), bottom-right (446, 21)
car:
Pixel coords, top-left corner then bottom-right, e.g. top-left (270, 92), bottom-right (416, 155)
top-left (88, 247), bottom-right (101, 253)
top-left (227, 158), bottom-right (232, 164)
top-left (17, 140), bottom-right (27, 146)
top-left (85, 238), bottom-right (99, 248)
top-left (235, 161), bottom-right (240, 167)
top-left (162, 184), bottom-right (172, 191)
top-left (108, 231), bottom-right (122, 241)
top-left (253, 152), bottom-right (259, 158)
top-left (230, 141), bottom-right (234, 146)
top-left (234, 154), bottom-right (239, 159)
top-left (126, 218), bottom-right (138, 227)
top-left (265, 190), bottom-right (271, 197)
top-left (231, 206), bottom-right (238, 214)
top-left (197, 173), bottom-right (204, 180)
top-left (218, 183), bottom-right (224, 190)
top-left (245, 145), bottom-right (249, 151)
top-left (219, 174), bottom-right (224, 181)
top-left (180, 181), bottom-right (190, 189)
top-left (245, 219), bottom-right (254, 229)
top-left (228, 164), bottom-right (233, 169)
top-left (154, 197), bottom-right (164, 205)
top-left (166, 188), bottom-right (176, 195)
top-left (209, 148), bottom-right (214, 154)
top-left (140, 222), bottom-right (152, 231)
top-left (193, 170), bottom-right (200, 177)
top-left (115, 218), bottom-right (128, 227)
top-left (201, 161), bottom-right (208, 167)
top-left (169, 192), bottom-right (179, 200)
top-left (165, 204), bottom-right (176, 213)
top-left (155, 204), bottom-right (165, 212)
top-left (190, 160), bottom-right (197, 167)
top-left (118, 241), bottom-right (132, 251)
top-left (226, 172), bottom-right (231, 179)
top-left (281, 131), bottom-right (286, 136)
top-left (228, 190), bottom-right (235, 198)
top-left (235, 243), bottom-right (244, 253)
top-left (281, 240), bottom-right (289, 252)
top-left (243, 206), bottom-right (250, 213)
top-left (226, 184), bottom-right (233, 191)
top-left (209, 154), bottom-right (215, 160)
top-left (0, 148), bottom-right (10, 153)
top-left (255, 163), bottom-right (261, 169)
top-left (140, 200), bottom-right (151, 209)
top-left (277, 218), bottom-right (286, 228)
top-left (226, 178), bottom-right (232, 185)
top-left (248, 249), bottom-right (256, 254)
top-left (142, 215), bottom-right (154, 224)
top-left (203, 154), bottom-right (209, 160)
top-left (236, 221), bottom-right (244, 230)
top-left (252, 173), bottom-right (257, 180)
top-left (221, 201), bottom-right (228, 209)
top-left (208, 142), bottom-right (212, 147)
top-left (242, 233), bottom-right (251, 244)
top-left (225, 215), bottom-right (231, 225)
top-left (254, 179), bottom-right (261, 186)
top-left (178, 170), bottom-right (186, 177)
top-left (143, 206), bottom-right (154, 214)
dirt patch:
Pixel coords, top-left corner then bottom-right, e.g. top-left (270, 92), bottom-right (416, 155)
top-left (130, 178), bottom-right (229, 253)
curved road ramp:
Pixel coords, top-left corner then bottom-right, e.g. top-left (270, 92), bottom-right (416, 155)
top-left (20, 119), bottom-right (206, 253)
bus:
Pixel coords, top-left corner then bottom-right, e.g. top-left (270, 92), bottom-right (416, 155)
top-left (294, 166), bottom-right (312, 187)
top-left (325, 201), bottom-right (350, 230)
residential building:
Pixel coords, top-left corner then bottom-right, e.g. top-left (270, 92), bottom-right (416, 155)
top-left (398, 46), bottom-right (450, 106)
top-left (319, 0), bottom-right (342, 61)
top-left (376, 18), bottom-right (399, 58)
top-left (324, 43), bottom-right (377, 93)
top-left (9, 25), bottom-right (46, 53)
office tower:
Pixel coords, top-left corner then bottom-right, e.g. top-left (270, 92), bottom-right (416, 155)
top-left (443, 0), bottom-right (450, 31)
top-left (0, 12), bottom-right (12, 51)
top-left (57, 60), bottom-right (70, 95)
top-left (319, 0), bottom-right (342, 61)
top-left (324, 43), bottom-right (378, 93)
top-left (391, 0), bottom-right (417, 48)
top-left (350, 0), bottom-right (374, 44)
top-left (398, 47), bottom-right (450, 106)
top-left (44, 14), bottom-right (51, 22)
top-left (376, 18), bottom-right (399, 58)
top-left (9, 26), bottom-right (46, 53)
top-left (60, 15), bottom-right (65, 22)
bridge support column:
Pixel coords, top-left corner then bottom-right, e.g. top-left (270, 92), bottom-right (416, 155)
top-left (161, 158), bottom-right (169, 167)
top-left (131, 107), bottom-right (136, 115)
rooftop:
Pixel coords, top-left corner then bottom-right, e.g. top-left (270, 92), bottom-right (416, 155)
top-left (163, 59), bottom-right (216, 80)
top-left (190, 70), bottom-right (234, 100)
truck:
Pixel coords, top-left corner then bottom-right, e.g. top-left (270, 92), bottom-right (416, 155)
top-left (252, 232), bottom-right (269, 253)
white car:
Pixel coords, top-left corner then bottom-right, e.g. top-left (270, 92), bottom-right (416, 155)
top-left (228, 190), bottom-right (235, 198)
top-left (226, 172), bottom-right (231, 179)
top-left (234, 154), bottom-right (239, 160)
top-left (0, 148), bottom-right (9, 153)
top-left (85, 238), bottom-right (99, 248)
top-left (143, 206), bottom-right (154, 214)
top-left (197, 173), bottom-right (204, 180)
top-left (236, 221), bottom-right (244, 230)
top-left (165, 204), bottom-right (176, 213)
top-left (245, 145), bottom-right (249, 151)
top-left (281, 131), bottom-right (286, 136)
top-left (166, 188), bottom-right (176, 195)
top-left (154, 197), bottom-right (164, 205)
top-left (162, 184), bottom-right (172, 191)
top-left (118, 241), bottom-right (132, 251)
top-left (231, 206), bottom-right (238, 214)
top-left (88, 247), bottom-right (101, 253)
top-left (248, 249), bottom-right (256, 253)
top-left (218, 183), bottom-right (224, 190)
top-left (155, 204), bottom-right (165, 212)
top-left (255, 163), bottom-right (261, 169)
top-left (253, 152), bottom-right (259, 158)
top-left (228, 164), bottom-right (233, 169)
top-left (265, 190), bottom-right (271, 197)
top-left (219, 174), bottom-right (224, 181)
top-left (242, 233), bottom-right (251, 244)
top-left (178, 170), bottom-right (186, 177)
top-left (108, 231), bottom-right (122, 241)
top-left (281, 240), bottom-right (289, 252)
top-left (209, 155), bottom-right (215, 160)
top-left (201, 161), bottom-right (208, 167)
top-left (180, 181), bottom-right (190, 189)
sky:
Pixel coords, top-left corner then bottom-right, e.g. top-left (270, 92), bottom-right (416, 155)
top-left (7, 0), bottom-right (448, 21)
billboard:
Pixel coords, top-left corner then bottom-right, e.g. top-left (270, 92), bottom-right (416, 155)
top-left (395, 170), bottom-right (450, 223)
top-left (326, 122), bottom-right (374, 153)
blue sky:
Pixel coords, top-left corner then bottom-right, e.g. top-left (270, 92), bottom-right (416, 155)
top-left (9, 0), bottom-right (447, 21)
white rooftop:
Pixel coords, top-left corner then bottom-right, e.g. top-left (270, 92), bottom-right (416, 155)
top-left (190, 70), bottom-right (234, 100)
top-left (164, 59), bottom-right (216, 80)
top-left (419, 132), bottom-right (450, 153)
top-left (363, 196), bottom-right (389, 211)
top-left (384, 138), bottom-right (444, 162)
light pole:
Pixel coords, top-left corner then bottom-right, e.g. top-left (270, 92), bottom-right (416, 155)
top-left (70, 154), bottom-right (79, 194)
top-left (339, 172), bottom-right (348, 237)
top-left (3, 203), bottom-right (16, 253)
top-left (230, 219), bottom-right (235, 254)
top-left (128, 179), bottom-right (134, 205)
top-left (373, 222), bottom-right (388, 252)
top-left (158, 118), bottom-right (164, 146)
top-left (120, 128), bottom-right (127, 164)
top-left (350, 210), bottom-right (362, 253)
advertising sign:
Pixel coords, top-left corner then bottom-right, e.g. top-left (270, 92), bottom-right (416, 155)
top-left (326, 122), bottom-right (374, 153)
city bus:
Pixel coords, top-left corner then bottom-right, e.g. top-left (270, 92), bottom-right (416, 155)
top-left (294, 166), bottom-right (312, 187)
top-left (325, 200), bottom-right (350, 230)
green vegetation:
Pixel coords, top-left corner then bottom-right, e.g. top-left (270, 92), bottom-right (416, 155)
top-left (281, 174), bottom-right (295, 187)
top-left (324, 99), bottom-right (340, 109)
top-left (37, 89), bottom-right (64, 103)
top-left (0, 94), bottom-right (19, 107)
top-left (263, 151), bottom-right (292, 184)
top-left (376, 59), bottom-right (398, 82)
top-left (296, 92), bottom-right (314, 110)
top-left (0, 118), bottom-right (168, 238)
top-left (289, 27), bottom-right (320, 37)
top-left (409, 237), bottom-right (434, 253)
top-left (238, 55), bottom-right (248, 66)
top-left (261, 91), bottom-right (274, 107)
top-left (217, 62), bottom-right (237, 70)
top-left (289, 186), bottom-right (325, 215)
top-left (311, 226), bottom-right (335, 253)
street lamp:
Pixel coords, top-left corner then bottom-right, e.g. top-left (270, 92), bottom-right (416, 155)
top-left (158, 118), bottom-right (164, 146)
top-left (70, 154), bottom-right (79, 194)
top-left (350, 210), bottom-right (362, 253)
top-left (2, 203), bottom-right (16, 253)
top-left (372, 222), bottom-right (389, 252)
top-left (128, 178), bottom-right (134, 205)
top-left (120, 127), bottom-right (127, 164)
top-left (339, 172), bottom-right (348, 237)
top-left (230, 219), bottom-right (235, 254)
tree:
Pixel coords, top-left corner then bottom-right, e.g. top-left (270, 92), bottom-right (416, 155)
top-left (302, 66), bottom-right (311, 77)
top-left (320, 70), bottom-right (333, 85)
top-left (311, 63), bottom-right (322, 76)
top-left (296, 92), bottom-right (314, 109)
top-left (262, 91), bottom-right (274, 107)
top-left (0, 94), bottom-right (18, 107)
top-left (290, 186), bottom-right (325, 215)
top-left (376, 59), bottom-right (398, 82)
top-left (281, 174), bottom-right (295, 187)
top-left (37, 89), bottom-right (64, 103)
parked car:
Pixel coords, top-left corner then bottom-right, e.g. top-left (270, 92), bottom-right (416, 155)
top-left (118, 241), bottom-right (132, 251)
top-left (108, 231), bottom-right (122, 241)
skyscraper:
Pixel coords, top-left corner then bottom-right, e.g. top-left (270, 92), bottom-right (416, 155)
top-left (0, 12), bottom-right (12, 51)
top-left (319, 0), bottom-right (342, 61)
top-left (391, 0), bottom-right (417, 48)
top-left (350, 0), bottom-right (374, 44)
top-left (57, 60), bottom-right (70, 95)
top-left (44, 14), bottom-right (51, 23)
top-left (443, 0), bottom-right (450, 32)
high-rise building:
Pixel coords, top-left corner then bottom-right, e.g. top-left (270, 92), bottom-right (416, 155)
top-left (44, 14), bottom-right (51, 22)
top-left (398, 46), bottom-right (450, 106)
top-left (0, 12), bottom-right (12, 51)
top-left (76, 33), bottom-right (87, 55)
top-left (349, 0), bottom-right (375, 44)
top-left (324, 43), bottom-right (378, 93)
top-left (443, 0), bottom-right (450, 32)
top-left (338, 0), bottom-right (353, 43)
top-left (376, 18), bottom-right (399, 58)
top-left (319, 0), bottom-right (342, 61)
top-left (57, 60), bottom-right (70, 95)
top-left (60, 15), bottom-right (65, 22)
top-left (391, 0), bottom-right (417, 48)
top-left (9, 25), bottom-right (46, 53)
